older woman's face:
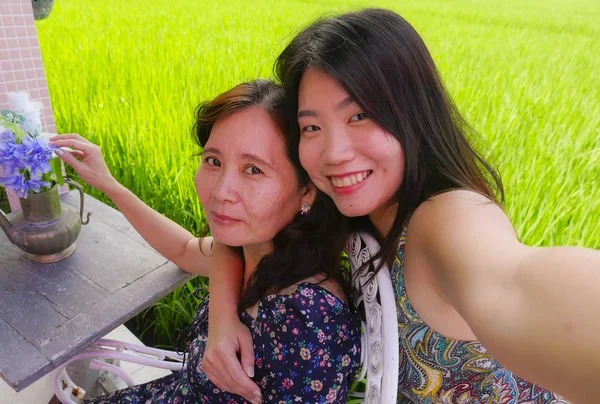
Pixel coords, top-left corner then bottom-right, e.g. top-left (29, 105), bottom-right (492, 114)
top-left (195, 106), bottom-right (310, 248)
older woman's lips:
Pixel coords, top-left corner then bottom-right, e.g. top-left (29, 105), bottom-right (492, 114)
top-left (212, 213), bottom-right (241, 225)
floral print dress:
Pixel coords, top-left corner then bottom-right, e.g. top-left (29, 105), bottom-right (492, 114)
top-left (85, 282), bottom-right (362, 404)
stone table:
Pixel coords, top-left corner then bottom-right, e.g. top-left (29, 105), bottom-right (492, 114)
top-left (0, 191), bottom-right (195, 392)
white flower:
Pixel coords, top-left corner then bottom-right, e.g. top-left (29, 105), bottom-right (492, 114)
top-left (7, 92), bottom-right (43, 137)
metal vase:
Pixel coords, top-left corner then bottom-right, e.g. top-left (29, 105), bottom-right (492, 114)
top-left (32, 0), bottom-right (55, 20)
top-left (19, 183), bottom-right (62, 223)
top-left (1, 180), bottom-right (91, 263)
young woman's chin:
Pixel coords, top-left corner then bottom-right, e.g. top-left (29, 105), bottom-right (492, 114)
top-left (331, 198), bottom-right (376, 218)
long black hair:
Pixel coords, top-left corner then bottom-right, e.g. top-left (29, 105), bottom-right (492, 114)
top-left (192, 79), bottom-right (351, 313)
top-left (275, 8), bottom-right (504, 271)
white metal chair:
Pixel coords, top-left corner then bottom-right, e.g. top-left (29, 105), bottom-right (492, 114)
top-left (346, 232), bottom-right (400, 404)
top-left (53, 340), bottom-right (186, 403)
top-left (54, 231), bottom-right (401, 403)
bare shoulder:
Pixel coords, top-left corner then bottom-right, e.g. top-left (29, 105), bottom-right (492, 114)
top-left (406, 189), bottom-right (524, 297)
top-left (416, 189), bottom-right (502, 218)
top-left (408, 189), bottom-right (516, 246)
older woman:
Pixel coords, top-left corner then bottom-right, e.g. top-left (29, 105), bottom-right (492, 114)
top-left (50, 79), bottom-right (361, 403)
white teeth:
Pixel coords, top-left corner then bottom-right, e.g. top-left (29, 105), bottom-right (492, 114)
top-left (331, 171), bottom-right (370, 188)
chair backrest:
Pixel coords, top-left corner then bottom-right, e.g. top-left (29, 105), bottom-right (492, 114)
top-left (346, 232), bottom-right (399, 403)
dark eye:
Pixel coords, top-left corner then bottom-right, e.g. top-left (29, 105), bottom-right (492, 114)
top-left (349, 112), bottom-right (368, 122)
top-left (204, 156), bottom-right (221, 167)
top-left (301, 124), bottom-right (320, 133)
top-left (243, 166), bottom-right (263, 175)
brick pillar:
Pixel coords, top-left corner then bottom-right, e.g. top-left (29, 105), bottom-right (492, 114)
top-left (0, 0), bottom-right (64, 212)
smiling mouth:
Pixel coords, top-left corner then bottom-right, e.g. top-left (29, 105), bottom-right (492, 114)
top-left (329, 170), bottom-right (372, 188)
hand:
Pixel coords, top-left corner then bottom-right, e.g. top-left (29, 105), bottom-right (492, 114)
top-left (49, 134), bottom-right (119, 194)
top-left (202, 317), bottom-right (262, 404)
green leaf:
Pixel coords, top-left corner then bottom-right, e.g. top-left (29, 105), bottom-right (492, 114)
top-left (0, 110), bottom-right (25, 125)
top-left (50, 157), bottom-right (64, 186)
top-left (0, 114), bottom-right (27, 141)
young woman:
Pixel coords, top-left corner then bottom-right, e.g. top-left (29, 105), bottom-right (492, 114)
top-left (204, 9), bottom-right (600, 404)
top-left (51, 80), bottom-right (361, 403)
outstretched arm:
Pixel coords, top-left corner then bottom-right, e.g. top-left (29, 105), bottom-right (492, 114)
top-left (412, 190), bottom-right (600, 404)
top-left (51, 134), bottom-right (211, 276)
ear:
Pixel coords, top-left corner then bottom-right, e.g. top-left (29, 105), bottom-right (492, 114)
top-left (301, 182), bottom-right (317, 206)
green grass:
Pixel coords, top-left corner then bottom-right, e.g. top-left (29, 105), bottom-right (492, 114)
top-left (0, 187), bottom-right (9, 214)
top-left (36, 0), bottom-right (598, 361)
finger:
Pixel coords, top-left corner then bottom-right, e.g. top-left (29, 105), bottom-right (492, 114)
top-left (239, 331), bottom-right (255, 378)
top-left (57, 149), bottom-right (85, 159)
top-left (50, 139), bottom-right (95, 155)
top-left (68, 150), bottom-right (85, 159)
top-left (221, 351), bottom-right (261, 402)
top-left (202, 357), bottom-right (233, 392)
top-left (50, 133), bottom-right (92, 145)
top-left (55, 147), bottom-right (84, 170)
top-left (204, 349), bottom-right (262, 404)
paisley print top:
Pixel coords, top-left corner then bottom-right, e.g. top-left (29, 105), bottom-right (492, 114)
top-left (392, 221), bottom-right (570, 403)
top-left (85, 282), bottom-right (361, 403)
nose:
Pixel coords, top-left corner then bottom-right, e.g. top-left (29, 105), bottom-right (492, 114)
top-left (322, 125), bottom-right (356, 165)
top-left (212, 169), bottom-right (239, 204)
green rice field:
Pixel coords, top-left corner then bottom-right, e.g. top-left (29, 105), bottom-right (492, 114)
top-left (28, 0), bottom-right (599, 351)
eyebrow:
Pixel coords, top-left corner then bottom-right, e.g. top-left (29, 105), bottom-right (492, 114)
top-left (202, 147), bottom-right (222, 156)
top-left (297, 96), bottom-right (355, 119)
top-left (241, 153), bottom-right (274, 171)
top-left (203, 147), bottom-right (274, 170)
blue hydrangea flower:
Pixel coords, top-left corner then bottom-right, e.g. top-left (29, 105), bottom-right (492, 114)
top-left (0, 175), bottom-right (50, 198)
top-left (0, 130), bottom-right (26, 177)
top-left (0, 173), bottom-right (29, 197)
top-left (0, 130), bottom-right (15, 143)
top-left (25, 178), bottom-right (51, 194)
top-left (0, 125), bottom-right (58, 196)
top-left (0, 130), bottom-right (18, 161)
top-left (13, 135), bottom-right (54, 180)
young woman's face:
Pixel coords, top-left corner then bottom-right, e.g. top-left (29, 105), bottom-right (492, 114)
top-left (297, 67), bottom-right (404, 219)
top-left (195, 106), bottom-right (312, 248)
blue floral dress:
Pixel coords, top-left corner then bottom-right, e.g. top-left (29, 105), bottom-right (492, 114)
top-left (85, 282), bottom-right (362, 403)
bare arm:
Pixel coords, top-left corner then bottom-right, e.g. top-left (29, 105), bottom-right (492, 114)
top-left (51, 134), bottom-right (210, 276)
top-left (412, 190), bottom-right (600, 403)
top-left (202, 246), bottom-right (262, 403)
top-left (101, 182), bottom-right (212, 275)
top-left (207, 243), bottom-right (244, 328)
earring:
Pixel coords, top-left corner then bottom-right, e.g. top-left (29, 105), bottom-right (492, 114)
top-left (300, 202), bottom-right (311, 215)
